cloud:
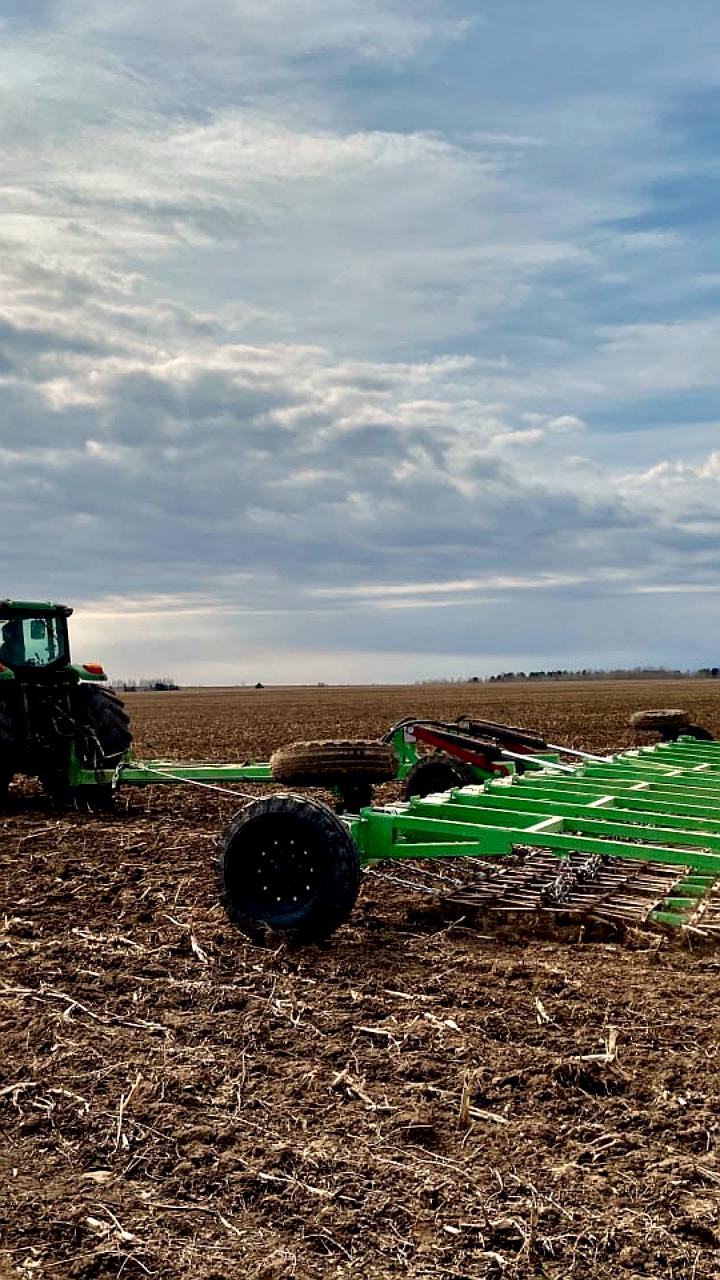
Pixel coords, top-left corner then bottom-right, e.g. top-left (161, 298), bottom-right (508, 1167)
top-left (1, 310), bottom-right (716, 620)
top-left (63, 0), bottom-right (470, 68)
top-left (1, 1), bottom-right (720, 679)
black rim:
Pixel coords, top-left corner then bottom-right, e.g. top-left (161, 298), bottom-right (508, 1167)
top-left (227, 815), bottom-right (324, 927)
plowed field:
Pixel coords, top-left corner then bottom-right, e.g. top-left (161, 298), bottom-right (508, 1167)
top-left (3, 681), bottom-right (720, 1280)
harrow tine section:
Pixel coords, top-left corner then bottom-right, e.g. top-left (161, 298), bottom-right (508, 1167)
top-left (347, 737), bottom-right (720, 933)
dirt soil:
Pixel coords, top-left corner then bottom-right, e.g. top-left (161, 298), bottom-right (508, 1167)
top-left (3, 680), bottom-right (720, 1279)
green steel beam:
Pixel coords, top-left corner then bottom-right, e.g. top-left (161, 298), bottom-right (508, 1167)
top-left (493, 777), bottom-right (720, 819)
top-left (422, 788), bottom-right (720, 837)
top-left (346, 741), bottom-right (720, 885)
top-left (119, 761), bottom-right (273, 785)
top-left (553, 770), bottom-right (720, 798)
top-left (476, 801), bottom-right (720, 852)
top-left (351, 804), bottom-right (720, 872)
top-left (514, 772), bottom-right (720, 795)
top-left (70, 759), bottom-right (274, 788)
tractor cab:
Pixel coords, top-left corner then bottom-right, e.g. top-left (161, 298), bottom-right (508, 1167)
top-left (0, 601), bottom-right (72, 677)
top-left (0, 599), bottom-right (129, 804)
top-left (0, 600), bottom-right (108, 684)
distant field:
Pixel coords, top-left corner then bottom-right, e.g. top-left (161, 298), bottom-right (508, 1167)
top-left (3, 679), bottom-right (720, 1279)
top-left (124, 676), bottom-right (720, 759)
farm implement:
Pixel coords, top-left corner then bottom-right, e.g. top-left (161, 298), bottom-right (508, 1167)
top-left (5, 599), bottom-right (720, 945)
top-left (219, 736), bottom-right (720, 944)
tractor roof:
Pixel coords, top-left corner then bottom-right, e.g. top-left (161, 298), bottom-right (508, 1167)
top-left (0, 599), bottom-right (73, 616)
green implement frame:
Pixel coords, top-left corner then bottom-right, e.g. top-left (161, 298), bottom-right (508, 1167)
top-left (343, 737), bottom-right (720, 930)
top-left (65, 719), bottom-right (548, 795)
top-left (59, 726), bottom-right (720, 936)
top-left (216, 736), bottom-right (720, 943)
top-left (116, 760), bottom-right (273, 787)
top-left (63, 754), bottom-right (272, 792)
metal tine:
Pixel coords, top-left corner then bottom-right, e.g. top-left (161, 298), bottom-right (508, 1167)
top-left (544, 743), bottom-right (615, 763)
top-left (498, 748), bottom-right (576, 774)
top-left (440, 843), bottom-right (700, 927)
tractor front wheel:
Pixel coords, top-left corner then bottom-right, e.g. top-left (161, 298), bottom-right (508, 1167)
top-left (218, 794), bottom-right (361, 943)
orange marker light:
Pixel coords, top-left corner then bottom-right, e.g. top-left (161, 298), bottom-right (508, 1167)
top-left (83, 663), bottom-right (105, 675)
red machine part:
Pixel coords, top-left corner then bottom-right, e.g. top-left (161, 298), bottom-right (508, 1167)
top-left (412, 724), bottom-right (513, 777)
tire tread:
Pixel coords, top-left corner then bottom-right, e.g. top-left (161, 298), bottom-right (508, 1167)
top-left (270, 739), bottom-right (396, 783)
top-left (219, 793), bottom-right (361, 942)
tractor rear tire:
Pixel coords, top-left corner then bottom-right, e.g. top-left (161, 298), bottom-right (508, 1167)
top-left (218, 793), bottom-right (361, 943)
top-left (73, 685), bottom-right (132, 767)
top-left (270, 739), bottom-right (397, 785)
top-left (402, 751), bottom-right (476, 801)
top-left (44, 686), bottom-right (132, 809)
top-left (0, 702), bottom-right (15, 800)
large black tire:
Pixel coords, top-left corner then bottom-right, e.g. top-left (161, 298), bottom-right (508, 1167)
top-left (629, 708), bottom-right (690, 733)
top-left (219, 794), bottom-right (361, 943)
top-left (402, 751), bottom-right (477, 801)
top-left (0, 701), bottom-right (15, 799)
top-left (73, 685), bottom-right (132, 767)
top-left (44, 685), bottom-right (132, 809)
top-left (270, 739), bottom-right (397, 785)
top-left (671, 724), bottom-right (715, 742)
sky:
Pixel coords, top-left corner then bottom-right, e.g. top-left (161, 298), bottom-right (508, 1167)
top-left (2, 0), bottom-right (720, 684)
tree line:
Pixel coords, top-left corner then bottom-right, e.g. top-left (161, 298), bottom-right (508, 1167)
top-left (111, 677), bottom-right (180, 692)
top-left (479, 667), bottom-right (719, 683)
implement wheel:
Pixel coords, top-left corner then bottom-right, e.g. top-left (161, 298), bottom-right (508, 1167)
top-left (402, 750), bottom-right (476, 801)
top-left (270, 739), bottom-right (397, 784)
top-left (675, 724), bottom-right (714, 742)
top-left (219, 794), bottom-right (361, 943)
top-left (0, 702), bottom-right (15, 800)
top-left (629, 708), bottom-right (690, 734)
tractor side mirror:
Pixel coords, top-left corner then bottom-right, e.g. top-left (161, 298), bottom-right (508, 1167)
top-left (30, 620), bottom-right (47, 640)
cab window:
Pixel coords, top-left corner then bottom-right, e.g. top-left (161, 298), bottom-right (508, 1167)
top-left (0, 616), bottom-right (66, 668)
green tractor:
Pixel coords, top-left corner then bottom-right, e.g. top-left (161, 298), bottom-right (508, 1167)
top-left (0, 599), bottom-right (132, 806)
